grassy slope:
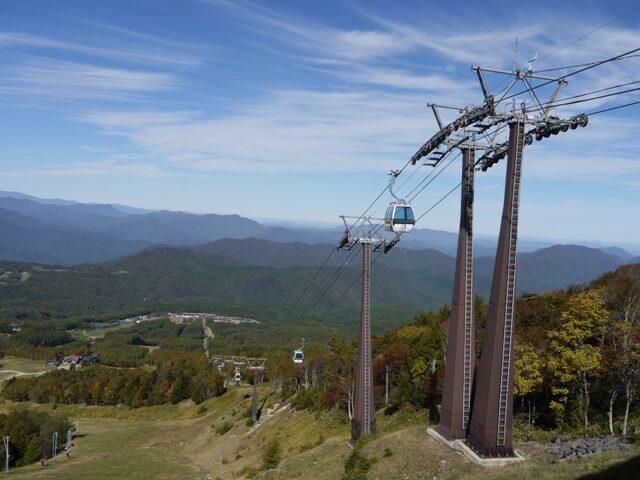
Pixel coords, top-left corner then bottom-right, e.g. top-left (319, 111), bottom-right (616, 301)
top-left (3, 386), bottom-right (639, 480)
top-left (0, 356), bottom-right (50, 381)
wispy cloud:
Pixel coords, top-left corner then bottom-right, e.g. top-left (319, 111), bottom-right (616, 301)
top-left (0, 156), bottom-right (181, 178)
top-left (203, 0), bottom-right (412, 61)
top-left (0, 58), bottom-right (179, 101)
top-left (78, 88), bottom-right (439, 173)
top-left (0, 29), bottom-right (206, 66)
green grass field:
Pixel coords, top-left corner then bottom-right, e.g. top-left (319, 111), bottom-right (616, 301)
top-left (1, 384), bottom-right (638, 480)
top-left (0, 356), bottom-right (49, 381)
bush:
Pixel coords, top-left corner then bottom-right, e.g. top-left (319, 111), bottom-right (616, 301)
top-left (342, 448), bottom-right (371, 480)
top-left (292, 388), bottom-right (324, 411)
top-left (261, 438), bottom-right (281, 470)
top-left (216, 421), bottom-right (233, 436)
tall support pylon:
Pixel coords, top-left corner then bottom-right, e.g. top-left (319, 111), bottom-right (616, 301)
top-left (246, 357), bottom-right (266, 423)
top-left (337, 214), bottom-right (404, 442)
top-left (436, 147), bottom-right (475, 440)
top-left (467, 120), bottom-right (524, 457)
top-left (352, 241), bottom-right (373, 441)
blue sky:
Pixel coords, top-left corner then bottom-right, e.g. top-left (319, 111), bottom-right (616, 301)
top-left (1, 0), bottom-right (639, 246)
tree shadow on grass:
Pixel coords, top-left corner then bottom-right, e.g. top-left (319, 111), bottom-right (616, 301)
top-left (577, 454), bottom-right (640, 480)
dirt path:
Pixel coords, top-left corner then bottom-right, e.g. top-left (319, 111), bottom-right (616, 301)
top-left (0, 370), bottom-right (48, 377)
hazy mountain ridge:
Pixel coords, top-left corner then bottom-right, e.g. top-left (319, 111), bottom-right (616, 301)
top-left (475, 244), bottom-right (626, 293)
top-left (0, 191), bottom-right (636, 273)
top-left (0, 208), bottom-right (148, 265)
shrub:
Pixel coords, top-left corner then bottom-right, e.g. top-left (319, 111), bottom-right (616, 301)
top-left (342, 448), bottom-right (371, 480)
top-left (216, 421), bottom-right (233, 435)
top-left (261, 438), bottom-right (281, 470)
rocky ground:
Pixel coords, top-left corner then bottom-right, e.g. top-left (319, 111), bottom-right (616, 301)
top-left (550, 436), bottom-right (633, 461)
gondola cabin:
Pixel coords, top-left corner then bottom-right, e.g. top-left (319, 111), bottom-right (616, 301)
top-left (293, 349), bottom-right (304, 364)
top-left (385, 202), bottom-right (415, 234)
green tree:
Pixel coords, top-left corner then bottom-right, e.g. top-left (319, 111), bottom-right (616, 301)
top-left (513, 341), bottom-right (543, 426)
top-left (22, 437), bottom-right (42, 466)
top-left (602, 266), bottom-right (640, 435)
top-left (546, 291), bottom-right (608, 429)
top-left (170, 373), bottom-right (190, 404)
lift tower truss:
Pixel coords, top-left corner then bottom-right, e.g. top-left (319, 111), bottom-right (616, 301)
top-left (337, 216), bottom-right (399, 442)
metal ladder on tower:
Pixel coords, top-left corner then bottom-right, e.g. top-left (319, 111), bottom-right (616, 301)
top-left (363, 243), bottom-right (372, 435)
top-left (462, 154), bottom-right (474, 432)
top-left (497, 122), bottom-right (523, 447)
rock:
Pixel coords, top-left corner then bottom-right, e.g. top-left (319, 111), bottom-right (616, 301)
top-left (549, 435), bottom-right (630, 461)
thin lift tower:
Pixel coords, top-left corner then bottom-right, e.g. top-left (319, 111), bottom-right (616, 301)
top-left (247, 358), bottom-right (267, 423)
top-left (51, 431), bottom-right (58, 459)
top-left (3, 436), bottom-right (8, 473)
top-left (337, 216), bottom-right (399, 442)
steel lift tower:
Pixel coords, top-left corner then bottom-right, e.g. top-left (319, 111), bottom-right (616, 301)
top-left (436, 145), bottom-right (476, 441)
top-left (466, 118), bottom-right (524, 456)
top-left (247, 357), bottom-right (267, 423)
top-left (337, 216), bottom-right (401, 442)
top-left (408, 61), bottom-right (589, 456)
top-left (465, 65), bottom-right (588, 457)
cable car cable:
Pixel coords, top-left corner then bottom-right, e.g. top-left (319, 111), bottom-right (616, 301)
top-left (535, 5), bottom-right (640, 68)
top-left (535, 54), bottom-right (640, 74)
top-left (536, 79), bottom-right (640, 107)
top-left (587, 98), bottom-right (640, 116)
top-left (525, 85), bottom-right (640, 112)
top-left (408, 151), bottom-right (461, 203)
top-left (498, 46), bottom-right (640, 104)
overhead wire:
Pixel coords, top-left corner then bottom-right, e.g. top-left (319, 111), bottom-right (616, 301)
top-left (498, 47), bottom-right (640, 104)
top-left (408, 151), bottom-right (461, 202)
top-left (535, 54), bottom-right (640, 74)
top-left (539, 79), bottom-right (640, 106)
top-left (524, 84), bottom-right (640, 113)
top-left (535, 4), bottom-right (640, 67)
top-left (587, 99), bottom-right (640, 116)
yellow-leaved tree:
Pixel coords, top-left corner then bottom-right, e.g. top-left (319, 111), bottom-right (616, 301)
top-left (546, 290), bottom-right (608, 429)
top-left (514, 341), bottom-right (543, 426)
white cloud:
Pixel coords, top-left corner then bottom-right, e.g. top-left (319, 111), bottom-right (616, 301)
top-left (0, 58), bottom-right (180, 101)
top-left (0, 30), bottom-right (205, 66)
top-left (202, 0), bottom-right (412, 61)
top-left (77, 88), bottom-right (439, 173)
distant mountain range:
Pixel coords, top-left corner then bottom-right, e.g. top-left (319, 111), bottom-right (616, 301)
top-left (0, 191), bottom-right (637, 267)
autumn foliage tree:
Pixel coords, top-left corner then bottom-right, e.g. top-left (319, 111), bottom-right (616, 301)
top-left (546, 291), bottom-right (608, 429)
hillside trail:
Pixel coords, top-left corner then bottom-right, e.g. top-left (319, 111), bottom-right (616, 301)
top-left (1, 370), bottom-right (48, 377)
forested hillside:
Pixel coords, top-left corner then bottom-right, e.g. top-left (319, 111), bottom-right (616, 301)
top-left (0, 239), bottom-right (630, 329)
top-left (6, 263), bottom-right (639, 438)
